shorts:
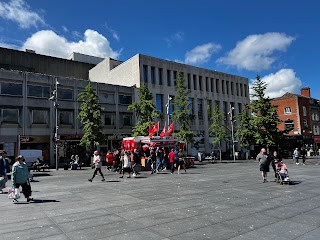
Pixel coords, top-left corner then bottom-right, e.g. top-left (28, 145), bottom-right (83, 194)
top-left (122, 167), bottom-right (131, 173)
top-left (177, 161), bottom-right (184, 167)
top-left (260, 164), bottom-right (269, 172)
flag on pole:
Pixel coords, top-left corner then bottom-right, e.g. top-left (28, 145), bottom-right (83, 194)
top-left (159, 123), bottom-right (166, 138)
top-left (148, 122), bottom-right (153, 138)
top-left (165, 122), bottom-right (174, 136)
top-left (152, 121), bottom-right (159, 134)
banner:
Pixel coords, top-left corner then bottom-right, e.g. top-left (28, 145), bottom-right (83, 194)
top-left (159, 123), bottom-right (166, 138)
top-left (165, 122), bottom-right (174, 136)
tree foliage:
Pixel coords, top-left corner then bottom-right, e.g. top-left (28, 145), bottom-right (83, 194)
top-left (235, 105), bottom-right (255, 147)
top-left (128, 83), bottom-right (159, 136)
top-left (172, 72), bottom-right (195, 145)
top-left (77, 82), bottom-right (105, 152)
top-left (236, 75), bottom-right (282, 149)
top-left (209, 105), bottom-right (229, 161)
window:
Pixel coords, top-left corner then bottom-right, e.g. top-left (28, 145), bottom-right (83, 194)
top-left (118, 95), bottom-right (132, 105)
top-left (156, 94), bottom-right (163, 114)
top-left (236, 83), bottom-right (239, 96)
top-left (226, 81), bottom-right (229, 94)
top-left (158, 68), bottom-right (163, 85)
top-left (104, 112), bottom-right (115, 126)
top-left (193, 75), bottom-right (197, 90)
top-left (313, 125), bottom-right (320, 135)
top-left (244, 84), bottom-right (248, 97)
top-left (1, 82), bottom-right (22, 96)
top-left (238, 103), bottom-right (242, 114)
top-left (211, 78), bottom-right (214, 92)
top-left (187, 74), bottom-right (191, 89)
top-left (284, 107), bottom-right (292, 114)
top-left (120, 113), bottom-right (133, 127)
top-left (32, 109), bottom-right (48, 124)
top-left (240, 83), bottom-right (243, 96)
top-left (28, 85), bottom-right (50, 98)
top-left (231, 82), bottom-right (234, 95)
top-left (206, 77), bottom-right (209, 92)
top-left (173, 71), bottom-right (177, 86)
top-left (58, 88), bottom-right (73, 100)
top-left (99, 92), bottom-right (115, 104)
top-left (2, 109), bottom-right (19, 123)
top-left (207, 100), bottom-right (212, 119)
top-left (59, 111), bottom-right (73, 125)
top-left (222, 80), bottom-right (225, 94)
top-left (284, 120), bottom-right (294, 131)
top-left (199, 76), bottom-right (202, 91)
top-left (151, 66), bottom-right (155, 84)
top-left (303, 119), bottom-right (308, 128)
top-left (143, 65), bottom-right (148, 83)
top-left (188, 98), bottom-right (194, 115)
top-left (215, 79), bottom-right (219, 93)
top-left (167, 70), bottom-right (171, 86)
top-left (223, 101), bottom-right (228, 121)
top-left (302, 106), bottom-right (307, 116)
top-left (198, 99), bottom-right (203, 119)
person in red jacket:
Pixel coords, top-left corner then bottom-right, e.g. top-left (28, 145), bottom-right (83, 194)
top-left (168, 148), bottom-right (176, 174)
top-left (106, 151), bottom-right (114, 171)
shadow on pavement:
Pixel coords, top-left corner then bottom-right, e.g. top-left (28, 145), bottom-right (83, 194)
top-left (32, 199), bottom-right (60, 203)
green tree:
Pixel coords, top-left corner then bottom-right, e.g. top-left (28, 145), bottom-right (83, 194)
top-left (235, 105), bottom-right (255, 159)
top-left (77, 82), bottom-right (105, 153)
top-left (209, 105), bottom-right (229, 161)
top-left (128, 83), bottom-right (159, 136)
top-left (172, 72), bottom-right (195, 152)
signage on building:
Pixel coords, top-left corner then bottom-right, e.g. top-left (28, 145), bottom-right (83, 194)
top-left (19, 135), bottom-right (50, 143)
top-left (107, 134), bottom-right (129, 140)
top-left (314, 136), bottom-right (320, 143)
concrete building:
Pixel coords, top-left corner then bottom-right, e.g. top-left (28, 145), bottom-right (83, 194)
top-left (271, 87), bottom-right (320, 156)
top-left (89, 54), bottom-right (250, 156)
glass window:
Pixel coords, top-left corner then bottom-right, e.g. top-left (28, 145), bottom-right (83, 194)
top-left (207, 100), bottom-right (212, 119)
top-left (198, 99), bottom-right (203, 119)
top-left (216, 79), bottom-right (219, 93)
top-left (240, 84), bottom-right (243, 96)
top-left (158, 68), bottom-right (163, 85)
top-left (302, 106), bottom-right (307, 116)
top-left (236, 83), bottom-right (239, 96)
top-left (285, 120), bottom-right (294, 131)
top-left (156, 94), bottom-right (163, 114)
top-left (211, 78), bottom-right (214, 92)
top-left (120, 113), bottom-right (133, 126)
top-left (284, 107), bottom-right (292, 114)
top-left (193, 75), bottom-right (197, 90)
top-left (238, 103), bottom-right (242, 114)
top-left (28, 85), bottom-right (50, 98)
top-left (32, 109), bottom-right (48, 124)
top-left (167, 70), bottom-right (171, 86)
top-left (143, 65), bottom-right (148, 83)
top-left (151, 66), bottom-right (155, 84)
top-left (99, 92), bottom-right (115, 104)
top-left (58, 88), bottom-right (73, 100)
top-left (222, 80), bottom-right (225, 94)
top-left (173, 71), bottom-right (177, 86)
top-left (188, 98), bottom-right (194, 115)
top-left (231, 82), bottom-right (234, 95)
top-left (187, 74), bottom-right (191, 89)
top-left (1, 82), bottom-right (22, 96)
top-left (59, 111), bottom-right (73, 125)
top-left (205, 77), bottom-right (209, 92)
top-left (198, 76), bottom-right (202, 91)
top-left (244, 84), bottom-right (248, 97)
top-left (313, 125), bottom-right (320, 135)
top-left (226, 81), bottom-right (229, 94)
top-left (118, 95), bottom-right (132, 105)
top-left (2, 109), bottom-right (19, 123)
top-left (303, 119), bottom-right (308, 128)
top-left (104, 112), bottom-right (115, 126)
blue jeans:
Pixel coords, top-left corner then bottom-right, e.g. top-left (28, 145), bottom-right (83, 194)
top-left (156, 158), bottom-right (162, 171)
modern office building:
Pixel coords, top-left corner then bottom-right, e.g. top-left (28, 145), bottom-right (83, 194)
top-left (0, 47), bottom-right (250, 165)
top-left (89, 54), bottom-right (250, 156)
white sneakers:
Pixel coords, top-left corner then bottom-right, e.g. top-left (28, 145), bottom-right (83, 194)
top-left (296, 163), bottom-right (299, 165)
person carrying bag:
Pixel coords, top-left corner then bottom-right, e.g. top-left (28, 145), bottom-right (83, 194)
top-left (11, 155), bottom-right (33, 203)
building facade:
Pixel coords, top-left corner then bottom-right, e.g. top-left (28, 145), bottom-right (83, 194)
top-left (89, 54), bottom-right (250, 156)
top-left (271, 87), bottom-right (320, 156)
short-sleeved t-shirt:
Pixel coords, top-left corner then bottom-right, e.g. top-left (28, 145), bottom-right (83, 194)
top-left (256, 153), bottom-right (269, 165)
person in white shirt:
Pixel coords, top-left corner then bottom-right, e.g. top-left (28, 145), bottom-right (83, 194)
top-left (119, 151), bottom-right (131, 178)
top-left (88, 151), bottom-right (105, 182)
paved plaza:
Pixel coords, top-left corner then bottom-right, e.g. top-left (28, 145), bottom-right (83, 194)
top-left (0, 158), bottom-right (320, 240)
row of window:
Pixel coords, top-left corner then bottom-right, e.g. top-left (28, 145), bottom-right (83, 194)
top-left (143, 65), bottom-right (248, 97)
top-left (0, 109), bottom-right (133, 127)
top-left (0, 82), bottom-right (132, 104)
top-left (284, 107), bottom-right (320, 122)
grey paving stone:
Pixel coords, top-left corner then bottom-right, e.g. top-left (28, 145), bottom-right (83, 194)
top-left (3, 225), bottom-right (63, 240)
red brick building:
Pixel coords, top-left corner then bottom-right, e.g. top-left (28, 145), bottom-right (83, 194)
top-left (271, 87), bottom-right (320, 155)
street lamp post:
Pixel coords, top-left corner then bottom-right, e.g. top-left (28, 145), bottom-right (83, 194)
top-left (49, 78), bottom-right (60, 170)
top-left (228, 104), bottom-right (236, 161)
top-left (165, 95), bottom-right (172, 127)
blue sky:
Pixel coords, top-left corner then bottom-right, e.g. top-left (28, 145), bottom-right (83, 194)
top-left (1, 0), bottom-right (320, 99)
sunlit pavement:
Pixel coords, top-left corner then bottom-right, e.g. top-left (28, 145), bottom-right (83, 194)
top-left (0, 157), bottom-right (320, 240)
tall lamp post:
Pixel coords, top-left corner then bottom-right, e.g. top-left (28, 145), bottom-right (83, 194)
top-left (228, 104), bottom-right (236, 161)
top-left (165, 95), bottom-right (172, 126)
top-left (49, 78), bottom-right (60, 170)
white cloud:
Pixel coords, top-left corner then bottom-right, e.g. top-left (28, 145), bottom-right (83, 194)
top-left (185, 42), bottom-right (221, 65)
top-left (22, 29), bottom-right (121, 59)
top-left (0, 0), bottom-right (45, 29)
top-left (62, 26), bottom-right (68, 33)
top-left (250, 69), bottom-right (302, 98)
top-left (217, 32), bottom-right (295, 71)
top-left (104, 22), bottom-right (120, 41)
top-left (165, 31), bottom-right (184, 47)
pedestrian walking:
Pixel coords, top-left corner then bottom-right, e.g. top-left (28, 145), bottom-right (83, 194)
top-left (271, 151), bottom-right (282, 181)
top-left (256, 148), bottom-right (271, 183)
top-left (168, 148), bottom-right (176, 174)
top-left (293, 148), bottom-right (300, 165)
top-left (132, 149), bottom-right (141, 177)
top-left (88, 151), bottom-right (105, 182)
top-left (177, 149), bottom-right (186, 174)
top-left (119, 151), bottom-right (131, 178)
top-left (301, 147), bottom-right (306, 165)
top-left (12, 155), bottom-right (33, 202)
top-left (0, 150), bottom-right (10, 194)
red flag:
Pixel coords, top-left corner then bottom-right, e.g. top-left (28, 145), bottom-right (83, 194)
top-left (148, 122), bottom-right (153, 138)
top-left (165, 122), bottom-right (174, 136)
top-left (152, 121), bottom-right (159, 134)
top-left (159, 123), bottom-right (166, 138)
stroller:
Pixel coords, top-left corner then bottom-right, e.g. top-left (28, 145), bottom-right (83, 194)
top-left (275, 160), bottom-right (292, 185)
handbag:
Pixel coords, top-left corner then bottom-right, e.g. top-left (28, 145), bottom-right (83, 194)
top-left (8, 186), bottom-right (20, 200)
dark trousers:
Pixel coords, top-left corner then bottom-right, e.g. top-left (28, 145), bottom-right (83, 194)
top-left (92, 168), bottom-right (104, 179)
top-left (171, 162), bottom-right (175, 173)
top-left (16, 182), bottom-right (31, 198)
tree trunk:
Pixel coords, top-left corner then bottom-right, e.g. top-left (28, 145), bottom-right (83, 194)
top-left (219, 141), bottom-right (222, 162)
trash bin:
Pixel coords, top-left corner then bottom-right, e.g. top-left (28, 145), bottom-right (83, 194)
top-left (71, 164), bottom-right (78, 170)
